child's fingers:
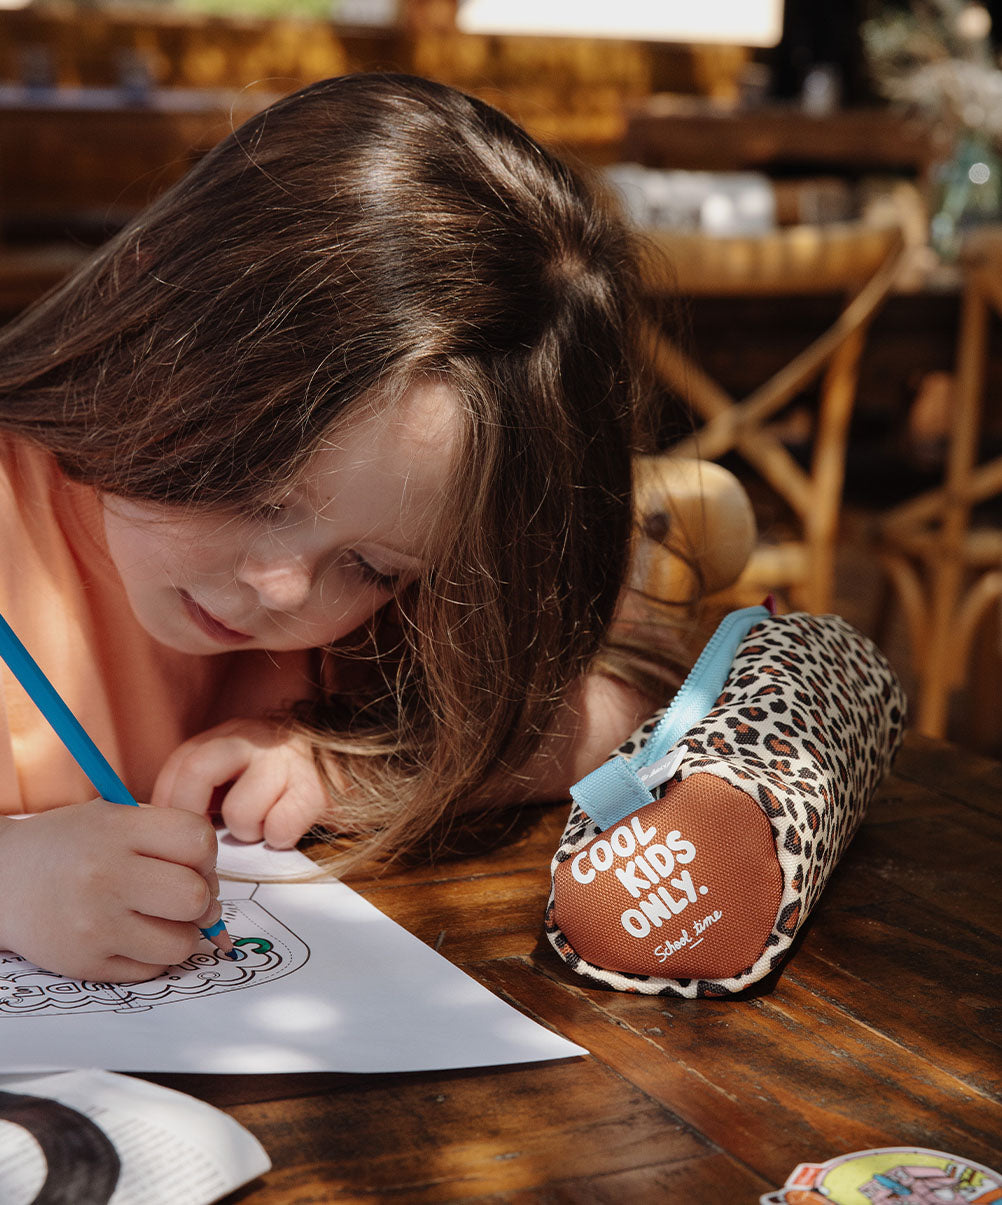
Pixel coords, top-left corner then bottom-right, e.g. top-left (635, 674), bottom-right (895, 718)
top-left (53, 917), bottom-right (202, 984)
top-left (262, 791), bottom-right (327, 850)
top-left (194, 894), bottom-right (224, 935)
top-left (87, 956), bottom-right (172, 984)
top-left (216, 758), bottom-right (329, 848)
top-left (113, 914), bottom-right (204, 970)
top-left (119, 854), bottom-right (214, 924)
top-left (216, 758), bottom-right (286, 843)
top-left (122, 803), bottom-right (219, 878)
top-left (151, 734), bottom-right (255, 815)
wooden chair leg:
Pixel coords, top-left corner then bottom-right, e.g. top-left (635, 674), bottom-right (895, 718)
top-left (967, 580), bottom-right (1002, 751)
top-left (802, 324), bottom-right (866, 614)
top-left (915, 278), bottom-right (988, 737)
top-left (877, 550), bottom-right (930, 701)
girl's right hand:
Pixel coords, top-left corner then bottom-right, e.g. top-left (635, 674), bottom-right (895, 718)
top-left (0, 800), bottom-right (222, 983)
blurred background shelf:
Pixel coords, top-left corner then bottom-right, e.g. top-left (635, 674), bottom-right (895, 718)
top-left (2, 0), bottom-right (1002, 757)
top-left (623, 96), bottom-right (946, 180)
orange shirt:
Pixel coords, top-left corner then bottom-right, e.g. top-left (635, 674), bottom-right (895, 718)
top-left (0, 437), bottom-right (306, 813)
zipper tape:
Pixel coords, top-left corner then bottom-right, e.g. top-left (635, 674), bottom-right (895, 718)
top-left (569, 604), bottom-right (771, 831)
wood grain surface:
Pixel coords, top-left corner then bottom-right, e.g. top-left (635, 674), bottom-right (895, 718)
top-left (145, 732), bottom-right (1002, 1203)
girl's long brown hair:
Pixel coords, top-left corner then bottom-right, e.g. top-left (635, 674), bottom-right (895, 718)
top-left (0, 73), bottom-right (678, 866)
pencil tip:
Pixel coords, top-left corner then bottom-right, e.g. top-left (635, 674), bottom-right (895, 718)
top-left (225, 950), bottom-right (240, 960)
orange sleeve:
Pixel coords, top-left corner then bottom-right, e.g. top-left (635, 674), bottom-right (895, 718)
top-left (0, 440), bottom-right (219, 811)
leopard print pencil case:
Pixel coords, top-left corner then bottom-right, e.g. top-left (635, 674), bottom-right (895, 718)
top-left (545, 606), bottom-right (907, 998)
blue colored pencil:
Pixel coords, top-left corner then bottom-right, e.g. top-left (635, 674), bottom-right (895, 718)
top-left (0, 608), bottom-right (235, 958)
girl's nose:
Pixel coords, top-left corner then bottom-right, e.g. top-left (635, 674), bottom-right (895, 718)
top-left (238, 555), bottom-right (314, 613)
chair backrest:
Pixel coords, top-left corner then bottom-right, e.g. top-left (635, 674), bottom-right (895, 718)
top-left (641, 221), bottom-right (904, 297)
top-left (878, 224), bottom-right (1002, 738)
top-left (640, 220), bottom-right (907, 612)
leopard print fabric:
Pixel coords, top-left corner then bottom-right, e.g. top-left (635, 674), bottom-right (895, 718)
top-left (544, 613), bottom-right (907, 997)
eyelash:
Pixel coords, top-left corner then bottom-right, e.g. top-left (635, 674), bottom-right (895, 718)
top-left (247, 505), bottom-right (400, 591)
top-left (347, 553), bottom-right (401, 591)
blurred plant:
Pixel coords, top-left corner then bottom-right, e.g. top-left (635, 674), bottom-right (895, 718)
top-left (862, 2), bottom-right (1002, 138)
top-left (863, 2), bottom-right (1002, 256)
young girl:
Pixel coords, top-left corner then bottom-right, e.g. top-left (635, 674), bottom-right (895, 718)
top-left (0, 73), bottom-right (684, 984)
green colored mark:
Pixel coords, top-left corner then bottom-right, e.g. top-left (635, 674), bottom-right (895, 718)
top-left (232, 936), bottom-right (273, 955)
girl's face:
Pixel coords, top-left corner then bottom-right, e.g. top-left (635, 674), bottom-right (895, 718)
top-left (102, 381), bottom-right (460, 655)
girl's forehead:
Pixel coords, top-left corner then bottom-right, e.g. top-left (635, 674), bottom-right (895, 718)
top-left (287, 380), bottom-right (462, 561)
top-left (309, 380), bottom-right (461, 497)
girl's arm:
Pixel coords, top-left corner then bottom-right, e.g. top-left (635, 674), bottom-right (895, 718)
top-left (152, 669), bottom-right (657, 844)
top-left (470, 671), bottom-right (657, 808)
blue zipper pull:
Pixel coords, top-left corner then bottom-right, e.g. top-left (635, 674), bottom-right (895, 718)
top-left (633, 603), bottom-right (771, 770)
top-left (570, 603), bottom-right (771, 831)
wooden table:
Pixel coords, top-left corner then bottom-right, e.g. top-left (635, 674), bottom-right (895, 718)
top-left (146, 731), bottom-right (1001, 1201)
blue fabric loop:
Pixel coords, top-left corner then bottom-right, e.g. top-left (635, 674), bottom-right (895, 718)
top-left (569, 604), bottom-right (771, 832)
top-left (569, 753), bottom-right (653, 831)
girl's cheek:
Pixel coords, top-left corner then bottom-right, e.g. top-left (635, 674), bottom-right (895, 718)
top-left (317, 590), bottom-right (383, 645)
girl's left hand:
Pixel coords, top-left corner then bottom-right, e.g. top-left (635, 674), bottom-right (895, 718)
top-left (151, 720), bottom-right (333, 848)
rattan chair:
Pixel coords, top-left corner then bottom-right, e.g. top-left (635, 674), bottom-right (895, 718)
top-left (641, 220), bottom-right (907, 613)
top-left (878, 226), bottom-right (1002, 737)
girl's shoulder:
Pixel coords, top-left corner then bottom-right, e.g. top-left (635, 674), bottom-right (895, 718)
top-left (0, 432), bottom-right (18, 493)
top-left (0, 434), bottom-right (59, 502)
top-left (0, 438), bottom-right (59, 599)
top-left (0, 436), bottom-right (110, 597)
top-left (0, 435), bottom-right (102, 541)
top-left (0, 436), bottom-right (60, 541)
top-left (0, 434), bottom-right (34, 531)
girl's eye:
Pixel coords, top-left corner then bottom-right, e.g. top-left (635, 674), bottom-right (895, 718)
top-left (347, 552), bottom-right (401, 591)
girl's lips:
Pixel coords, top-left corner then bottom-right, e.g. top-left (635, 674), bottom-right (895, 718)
top-left (180, 592), bottom-right (253, 646)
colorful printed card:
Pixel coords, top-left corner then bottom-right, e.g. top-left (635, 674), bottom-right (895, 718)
top-left (761, 1146), bottom-right (1002, 1204)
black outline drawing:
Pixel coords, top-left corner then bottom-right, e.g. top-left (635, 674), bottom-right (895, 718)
top-left (0, 889), bottom-right (310, 1016)
top-left (0, 1090), bottom-right (120, 1204)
